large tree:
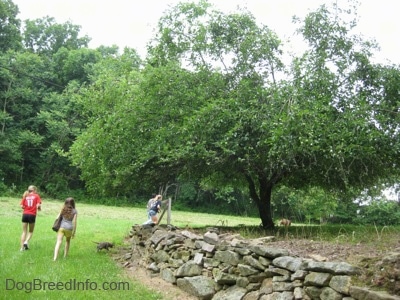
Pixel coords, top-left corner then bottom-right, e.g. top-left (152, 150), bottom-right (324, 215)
top-left (147, 1), bottom-right (399, 227)
top-left (0, 0), bottom-right (22, 52)
top-left (0, 9), bottom-right (101, 192)
top-left (70, 1), bottom-right (400, 228)
top-left (22, 16), bottom-right (90, 56)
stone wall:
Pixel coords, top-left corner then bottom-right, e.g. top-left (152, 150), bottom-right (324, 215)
top-left (126, 224), bottom-right (399, 300)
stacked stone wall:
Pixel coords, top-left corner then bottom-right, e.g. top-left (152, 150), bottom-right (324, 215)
top-left (126, 225), bottom-right (399, 300)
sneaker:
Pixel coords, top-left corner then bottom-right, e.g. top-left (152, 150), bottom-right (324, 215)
top-left (20, 248), bottom-right (24, 251)
top-left (23, 243), bottom-right (29, 250)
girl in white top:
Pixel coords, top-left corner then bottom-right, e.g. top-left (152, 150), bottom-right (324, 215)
top-left (53, 197), bottom-right (77, 261)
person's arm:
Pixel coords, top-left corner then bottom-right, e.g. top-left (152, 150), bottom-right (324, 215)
top-left (36, 198), bottom-right (42, 210)
top-left (36, 196), bottom-right (42, 211)
top-left (72, 213), bottom-right (77, 238)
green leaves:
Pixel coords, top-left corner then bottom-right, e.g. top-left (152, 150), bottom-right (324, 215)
top-left (0, 0), bottom-right (22, 52)
top-left (23, 16), bottom-right (90, 56)
top-left (64, 0), bottom-right (399, 228)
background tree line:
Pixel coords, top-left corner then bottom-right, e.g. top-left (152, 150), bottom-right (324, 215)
top-left (1, 0), bottom-right (399, 227)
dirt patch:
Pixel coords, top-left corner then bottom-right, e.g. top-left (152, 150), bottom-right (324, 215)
top-left (113, 245), bottom-right (198, 300)
top-left (258, 238), bottom-right (400, 295)
top-left (113, 231), bottom-right (400, 298)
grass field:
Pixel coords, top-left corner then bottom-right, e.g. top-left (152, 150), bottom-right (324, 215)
top-left (0, 196), bottom-right (261, 300)
top-left (2, 195), bottom-right (399, 299)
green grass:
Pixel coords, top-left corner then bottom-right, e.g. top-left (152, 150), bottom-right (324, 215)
top-left (0, 197), bottom-right (159, 300)
top-left (1, 196), bottom-right (399, 299)
top-left (0, 196), bottom-right (260, 300)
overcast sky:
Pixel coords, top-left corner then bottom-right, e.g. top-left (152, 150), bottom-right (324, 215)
top-left (12, 0), bottom-right (400, 64)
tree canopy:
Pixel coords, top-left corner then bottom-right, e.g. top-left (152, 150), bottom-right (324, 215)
top-left (1, 0), bottom-right (399, 227)
top-left (68, 0), bottom-right (400, 228)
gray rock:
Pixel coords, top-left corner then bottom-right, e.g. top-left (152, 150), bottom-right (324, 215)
top-left (181, 230), bottom-right (202, 240)
top-left (304, 286), bottom-right (323, 299)
top-left (177, 275), bottom-right (215, 300)
top-left (212, 285), bottom-right (247, 300)
top-left (273, 256), bottom-right (304, 272)
top-left (202, 242), bottom-right (216, 253)
top-left (304, 272), bottom-right (332, 287)
top-left (243, 255), bottom-right (266, 271)
top-left (248, 245), bottom-right (289, 258)
top-left (204, 231), bottom-right (220, 245)
top-left (212, 268), bottom-right (239, 285)
top-left (236, 276), bottom-right (250, 288)
top-left (237, 264), bottom-right (260, 276)
top-left (204, 257), bottom-right (220, 268)
top-left (320, 287), bottom-right (343, 300)
top-left (294, 286), bottom-right (305, 300)
top-left (175, 260), bottom-right (203, 277)
top-left (150, 229), bottom-right (168, 246)
top-left (260, 291), bottom-right (294, 300)
top-left (349, 286), bottom-right (400, 300)
top-left (160, 267), bottom-right (176, 283)
top-left (214, 250), bottom-right (241, 266)
top-left (329, 275), bottom-right (352, 294)
top-left (243, 290), bottom-right (260, 300)
top-left (291, 270), bottom-right (308, 281)
top-left (305, 261), bottom-right (361, 275)
top-left (151, 249), bottom-right (170, 263)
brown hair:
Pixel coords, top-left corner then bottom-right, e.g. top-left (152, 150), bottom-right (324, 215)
top-left (64, 197), bottom-right (75, 208)
top-left (61, 197), bottom-right (76, 220)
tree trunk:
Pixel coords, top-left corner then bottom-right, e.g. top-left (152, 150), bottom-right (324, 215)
top-left (258, 184), bottom-right (274, 229)
top-left (245, 173), bottom-right (275, 229)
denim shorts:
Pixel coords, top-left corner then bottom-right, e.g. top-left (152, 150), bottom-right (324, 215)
top-left (149, 210), bottom-right (157, 217)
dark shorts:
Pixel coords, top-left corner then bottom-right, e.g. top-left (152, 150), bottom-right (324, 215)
top-left (22, 214), bottom-right (36, 224)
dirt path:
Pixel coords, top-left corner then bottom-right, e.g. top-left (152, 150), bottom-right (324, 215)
top-left (113, 245), bottom-right (198, 300)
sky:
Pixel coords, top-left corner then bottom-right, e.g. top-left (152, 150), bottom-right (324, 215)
top-left (12, 0), bottom-right (400, 64)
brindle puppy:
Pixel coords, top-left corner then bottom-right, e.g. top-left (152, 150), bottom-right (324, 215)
top-left (93, 241), bottom-right (114, 251)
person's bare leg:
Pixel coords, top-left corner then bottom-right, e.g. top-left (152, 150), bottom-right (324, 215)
top-left (20, 223), bottom-right (28, 249)
top-left (151, 215), bottom-right (158, 225)
top-left (53, 233), bottom-right (63, 261)
top-left (24, 223), bottom-right (35, 246)
top-left (64, 236), bottom-right (71, 258)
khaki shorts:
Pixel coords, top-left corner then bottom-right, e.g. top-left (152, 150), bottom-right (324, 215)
top-left (59, 228), bottom-right (73, 238)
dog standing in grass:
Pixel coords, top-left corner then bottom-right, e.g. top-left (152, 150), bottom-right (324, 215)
top-left (93, 241), bottom-right (114, 251)
top-left (279, 218), bottom-right (291, 226)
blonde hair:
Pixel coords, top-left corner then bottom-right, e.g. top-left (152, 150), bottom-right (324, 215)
top-left (28, 185), bottom-right (37, 193)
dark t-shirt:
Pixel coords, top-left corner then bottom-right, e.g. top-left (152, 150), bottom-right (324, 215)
top-left (150, 200), bottom-right (161, 212)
